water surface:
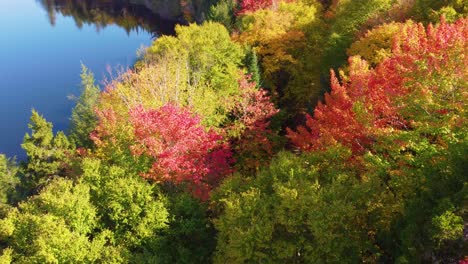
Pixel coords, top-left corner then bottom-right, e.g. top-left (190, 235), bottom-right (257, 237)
top-left (0, 0), bottom-right (178, 159)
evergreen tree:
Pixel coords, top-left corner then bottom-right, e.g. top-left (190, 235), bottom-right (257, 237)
top-left (0, 154), bottom-right (18, 215)
top-left (207, 0), bottom-right (237, 31)
top-left (20, 110), bottom-right (73, 196)
top-left (69, 64), bottom-right (100, 149)
top-left (244, 48), bottom-right (262, 87)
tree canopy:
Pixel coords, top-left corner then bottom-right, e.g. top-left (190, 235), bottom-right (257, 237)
top-left (1, 2), bottom-right (467, 263)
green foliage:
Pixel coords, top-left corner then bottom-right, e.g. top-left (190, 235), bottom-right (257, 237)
top-left (0, 158), bottom-right (170, 263)
top-left (0, 212), bottom-right (113, 263)
top-left (19, 178), bottom-right (97, 235)
top-left (214, 149), bottom-right (383, 262)
top-left (80, 158), bottom-right (169, 250)
top-left (244, 47), bottom-right (261, 86)
top-left (0, 248), bottom-right (13, 264)
top-left (79, 158), bottom-right (216, 263)
top-left (207, 0), bottom-right (237, 31)
top-left (382, 131), bottom-right (468, 263)
top-left (20, 110), bottom-right (74, 196)
top-left (347, 22), bottom-right (402, 66)
top-left (103, 22), bottom-right (244, 128)
top-left (147, 22), bottom-right (243, 95)
top-left (216, 129), bottom-right (467, 262)
top-left (322, 0), bottom-right (393, 70)
top-left (0, 155), bottom-right (18, 215)
top-left (431, 210), bottom-right (464, 246)
top-left (412, 0), bottom-right (468, 23)
top-left (0, 178), bottom-right (107, 263)
top-left (69, 64), bottom-right (100, 149)
top-left (149, 192), bottom-right (216, 264)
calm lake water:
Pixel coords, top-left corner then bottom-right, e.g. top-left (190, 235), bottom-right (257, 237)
top-left (0, 0), bottom-right (182, 159)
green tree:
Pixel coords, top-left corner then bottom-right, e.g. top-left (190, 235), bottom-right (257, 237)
top-left (146, 192), bottom-right (217, 264)
top-left (207, 0), bottom-right (237, 31)
top-left (321, 0), bottom-right (393, 71)
top-left (69, 64), bottom-right (100, 149)
top-left (244, 47), bottom-right (261, 86)
top-left (0, 178), bottom-right (112, 263)
top-left (214, 149), bottom-right (383, 263)
top-left (20, 110), bottom-right (74, 196)
top-left (19, 178), bottom-right (97, 235)
top-left (412, 0), bottom-right (467, 23)
top-left (80, 158), bottom-right (169, 254)
top-left (0, 155), bottom-right (18, 216)
top-left (147, 21), bottom-right (243, 96)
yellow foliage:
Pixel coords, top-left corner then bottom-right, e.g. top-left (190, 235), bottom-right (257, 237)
top-left (235, 1), bottom-right (319, 77)
top-left (347, 22), bottom-right (404, 66)
top-left (233, 0), bottom-right (326, 111)
top-left (94, 22), bottom-right (245, 161)
top-left (99, 22), bottom-right (244, 128)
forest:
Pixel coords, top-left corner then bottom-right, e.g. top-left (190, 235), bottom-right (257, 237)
top-left (0, 0), bottom-right (467, 263)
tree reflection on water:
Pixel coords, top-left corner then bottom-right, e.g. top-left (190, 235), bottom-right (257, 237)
top-left (36, 0), bottom-right (212, 37)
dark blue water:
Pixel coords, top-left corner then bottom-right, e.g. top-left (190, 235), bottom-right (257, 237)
top-left (0, 1), bottom-right (157, 159)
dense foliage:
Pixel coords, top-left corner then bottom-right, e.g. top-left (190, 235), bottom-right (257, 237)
top-left (1, 0), bottom-right (467, 263)
top-left (129, 104), bottom-right (232, 200)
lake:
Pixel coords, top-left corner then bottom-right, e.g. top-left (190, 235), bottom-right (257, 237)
top-left (0, 0), bottom-right (193, 159)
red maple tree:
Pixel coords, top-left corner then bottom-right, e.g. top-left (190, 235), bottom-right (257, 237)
top-left (129, 104), bottom-right (232, 200)
top-left (288, 18), bottom-right (467, 156)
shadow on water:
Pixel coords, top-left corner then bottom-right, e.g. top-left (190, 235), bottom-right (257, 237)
top-left (35, 0), bottom-right (214, 37)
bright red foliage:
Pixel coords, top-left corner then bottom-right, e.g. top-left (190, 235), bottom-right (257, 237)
top-left (237, 0), bottom-right (293, 15)
top-left (288, 18), bottom-right (467, 156)
top-left (129, 104), bottom-right (232, 200)
top-left (229, 74), bottom-right (279, 172)
top-left (238, 0), bottom-right (273, 14)
top-left (288, 67), bottom-right (373, 154)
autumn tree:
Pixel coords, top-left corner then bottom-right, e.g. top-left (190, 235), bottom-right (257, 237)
top-left (237, 0), bottom-right (273, 14)
top-left (227, 74), bottom-right (279, 173)
top-left (94, 23), bottom-right (245, 166)
top-left (235, 0), bottom-right (325, 120)
top-left (287, 17), bottom-right (467, 262)
top-left (129, 104), bottom-right (232, 200)
top-left (289, 18), bottom-right (467, 157)
top-left (347, 22), bottom-right (403, 66)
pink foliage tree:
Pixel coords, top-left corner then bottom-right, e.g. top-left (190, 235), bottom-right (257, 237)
top-left (228, 74), bottom-right (279, 172)
top-left (129, 104), bottom-right (232, 200)
top-left (237, 0), bottom-right (274, 14)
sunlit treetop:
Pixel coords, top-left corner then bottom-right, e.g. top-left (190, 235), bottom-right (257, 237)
top-left (288, 17), bottom-right (468, 156)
